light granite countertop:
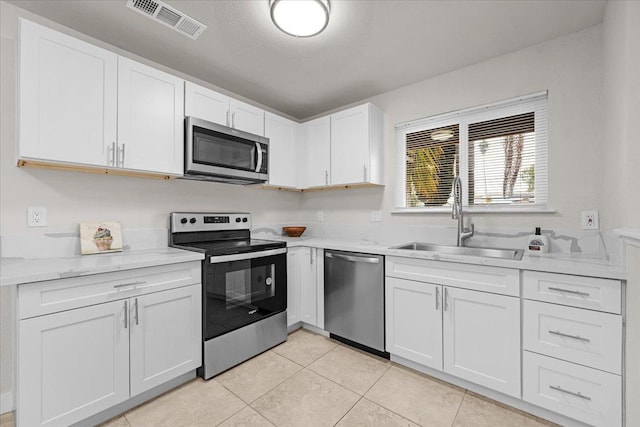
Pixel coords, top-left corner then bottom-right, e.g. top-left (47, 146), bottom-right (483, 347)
top-left (0, 247), bottom-right (204, 287)
top-left (279, 236), bottom-right (627, 280)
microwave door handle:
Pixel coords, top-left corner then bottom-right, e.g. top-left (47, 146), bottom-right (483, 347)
top-left (255, 142), bottom-right (263, 173)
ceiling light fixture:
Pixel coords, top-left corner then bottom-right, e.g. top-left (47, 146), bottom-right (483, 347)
top-left (431, 129), bottom-right (454, 141)
top-left (270, 0), bottom-right (330, 38)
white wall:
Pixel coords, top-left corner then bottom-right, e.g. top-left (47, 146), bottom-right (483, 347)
top-left (602, 1), bottom-right (640, 230)
top-left (300, 25), bottom-right (605, 231)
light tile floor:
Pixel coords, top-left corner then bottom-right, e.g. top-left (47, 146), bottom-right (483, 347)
top-left (0, 329), bottom-right (558, 427)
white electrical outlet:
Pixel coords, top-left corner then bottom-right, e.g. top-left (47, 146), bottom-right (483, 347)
top-left (371, 211), bottom-right (383, 222)
top-left (317, 210), bottom-right (324, 222)
top-left (27, 207), bottom-right (48, 227)
top-left (581, 210), bottom-right (599, 230)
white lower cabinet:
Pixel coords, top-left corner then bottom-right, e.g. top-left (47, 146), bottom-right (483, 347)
top-left (522, 270), bottom-right (623, 426)
top-left (18, 300), bottom-right (130, 427)
top-left (129, 285), bottom-right (201, 396)
top-left (385, 272), bottom-right (520, 398)
top-left (523, 352), bottom-right (621, 427)
top-left (385, 277), bottom-right (442, 370)
top-left (286, 247), bottom-right (321, 328)
top-left (17, 262), bottom-right (202, 427)
top-left (443, 287), bottom-right (520, 397)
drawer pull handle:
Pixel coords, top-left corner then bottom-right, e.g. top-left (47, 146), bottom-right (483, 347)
top-left (113, 281), bottom-right (146, 289)
top-left (549, 385), bottom-right (592, 401)
top-left (548, 287), bottom-right (590, 297)
top-left (548, 330), bottom-right (591, 342)
top-left (435, 287), bottom-right (440, 311)
top-left (135, 298), bottom-right (139, 325)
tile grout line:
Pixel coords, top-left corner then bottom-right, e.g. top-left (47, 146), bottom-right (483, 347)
top-left (450, 390), bottom-right (468, 427)
top-left (358, 364), bottom-right (428, 426)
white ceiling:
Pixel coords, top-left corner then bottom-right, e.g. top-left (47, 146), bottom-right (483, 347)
top-left (8, 0), bottom-right (606, 120)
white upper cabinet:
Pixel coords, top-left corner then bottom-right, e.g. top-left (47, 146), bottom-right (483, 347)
top-left (301, 116), bottom-right (331, 188)
top-left (330, 103), bottom-right (384, 186)
top-left (117, 57), bottom-right (184, 175)
top-left (18, 18), bottom-right (118, 167)
top-left (18, 19), bottom-right (184, 176)
top-left (184, 81), bottom-right (264, 135)
top-left (184, 81), bottom-right (229, 126)
top-left (230, 98), bottom-right (265, 136)
top-left (264, 112), bottom-right (299, 188)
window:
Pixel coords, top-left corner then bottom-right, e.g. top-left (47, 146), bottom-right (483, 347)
top-left (396, 92), bottom-right (548, 212)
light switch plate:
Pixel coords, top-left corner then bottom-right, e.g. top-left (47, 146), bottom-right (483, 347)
top-left (371, 211), bottom-right (383, 222)
top-left (581, 210), bottom-right (599, 230)
top-left (317, 210), bottom-right (324, 222)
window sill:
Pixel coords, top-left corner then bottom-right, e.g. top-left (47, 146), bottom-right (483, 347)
top-left (391, 206), bottom-right (557, 215)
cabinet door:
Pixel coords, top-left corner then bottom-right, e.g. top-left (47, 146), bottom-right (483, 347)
top-left (443, 287), bottom-right (521, 397)
top-left (130, 285), bottom-right (202, 396)
top-left (117, 57), bottom-right (184, 175)
top-left (184, 81), bottom-right (230, 126)
top-left (386, 277), bottom-right (443, 370)
top-left (330, 104), bottom-right (370, 185)
top-left (302, 116), bottom-right (331, 187)
top-left (300, 247), bottom-right (318, 325)
top-left (230, 98), bottom-right (265, 136)
top-left (18, 300), bottom-right (129, 427)
top-left (19, 19), bottom-right (117, 167)
top-left (286, 248), bottom-right (302, 326)
top-left (265, 112), bottom-right (299, 188)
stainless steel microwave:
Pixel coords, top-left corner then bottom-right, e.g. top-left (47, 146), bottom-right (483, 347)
top-left (184, 116), bottom-right (269, 185)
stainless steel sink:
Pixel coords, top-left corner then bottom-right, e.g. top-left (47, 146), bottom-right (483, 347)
top-left (390, 242), bottom-right (524, 260)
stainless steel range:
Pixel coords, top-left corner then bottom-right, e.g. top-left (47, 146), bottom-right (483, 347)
top-left (170, 212), bottom-right (287, 379)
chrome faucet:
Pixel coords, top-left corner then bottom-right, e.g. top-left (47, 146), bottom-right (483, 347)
top-left (452, 176), bottom-right (474, 246)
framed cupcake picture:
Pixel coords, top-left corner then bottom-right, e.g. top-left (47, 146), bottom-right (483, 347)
top-left (80, 222), bottom-right (123, 255)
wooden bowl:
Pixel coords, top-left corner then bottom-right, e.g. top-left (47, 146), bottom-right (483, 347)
top-left (283, 226), bottom-right (306, 237)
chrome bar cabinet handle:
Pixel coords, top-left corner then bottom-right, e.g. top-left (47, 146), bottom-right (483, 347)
top-left (119, 143), bottom-right (126, 167)
top-left (548, 287), bottom-right (590, 297)
top-left (113, 281), bottom-right (146, 289)
top-left (549, 385), bottom-right (591, 401)
top-left (124, 300), bottom-right (128, 329)
top-left (435, 287), bottom-right (440, 310)
top-left (135, 298), bottom-right (139, 325)
top-left (444, 288), bottom-right (449, 311)
top-left (548, 330), bottom-right (591, 342)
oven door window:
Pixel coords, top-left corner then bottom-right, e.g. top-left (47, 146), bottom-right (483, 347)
top-left (205, 253), bottom-right (286, 339)
top-left (193, 127), bottom-right (257, 172)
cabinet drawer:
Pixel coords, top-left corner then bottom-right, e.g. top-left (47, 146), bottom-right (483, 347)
top-left (386, 256), bottom-right (519, 296)
top-left (523, 271), bottom-right (621, 313)
top-left (524, 300), bottom-right (622, 374)
top-left (523, 352), bottom-right (621, 427)
top-left (19, 261), bottom-right (201, 319)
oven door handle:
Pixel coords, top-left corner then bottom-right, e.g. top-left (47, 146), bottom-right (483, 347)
top-left (210, 247), bottom-right (287, 264)
top-left (255, 142), bottom-right (263, 173)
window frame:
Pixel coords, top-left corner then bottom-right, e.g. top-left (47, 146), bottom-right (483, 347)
top-left (393, 92), bottom-right (551, 214)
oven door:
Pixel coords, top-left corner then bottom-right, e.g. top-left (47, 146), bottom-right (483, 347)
top-left (185, 117), bottom-right (268, 182)
top-left (204, 248), bottom-right (286, 340)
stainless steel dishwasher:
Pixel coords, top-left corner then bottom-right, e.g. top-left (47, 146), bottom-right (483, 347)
top-left (324, 250), bottom-right (387, 357)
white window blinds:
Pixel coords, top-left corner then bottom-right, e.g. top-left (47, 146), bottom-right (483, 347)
top-left (396, 92), bottom-right (548, 211)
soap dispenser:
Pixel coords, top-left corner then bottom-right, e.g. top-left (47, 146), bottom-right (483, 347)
top-left (527, 227), bottom-right (549, 254)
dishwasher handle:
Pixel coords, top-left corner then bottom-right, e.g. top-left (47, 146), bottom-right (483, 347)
top-left (326, 252), bottom-right (380, 264)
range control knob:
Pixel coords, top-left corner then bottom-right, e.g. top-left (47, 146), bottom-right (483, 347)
top-left (189, 218), bottom-right (196, 224)
top-left (235, 217), bottom-right (242, 223)
top-left (242, 217), bottom-right (248, 223)
top-left (180, 218), bottom-right (188, 224)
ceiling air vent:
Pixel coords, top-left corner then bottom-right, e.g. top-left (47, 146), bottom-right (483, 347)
top-left (126, 0), bottom-right (207, 40)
